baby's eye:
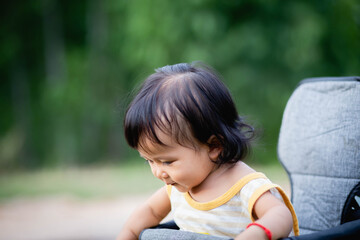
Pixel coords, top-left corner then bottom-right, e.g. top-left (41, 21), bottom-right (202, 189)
top-left (145, 159), bottom-right (154, 164)
top-left (162, 161), bottom-right (173, 166)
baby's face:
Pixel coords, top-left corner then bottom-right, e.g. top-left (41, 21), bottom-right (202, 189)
top-left (138, 132), bottom-right (217, 193)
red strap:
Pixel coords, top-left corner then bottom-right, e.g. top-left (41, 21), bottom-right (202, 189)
top-left (246, 222), bottom-right (272, 240)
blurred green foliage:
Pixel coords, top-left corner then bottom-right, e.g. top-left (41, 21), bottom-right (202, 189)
top-left (1, 0), bottom-right (359, 169)
top-left (0, 162), bottom-right (287, 200)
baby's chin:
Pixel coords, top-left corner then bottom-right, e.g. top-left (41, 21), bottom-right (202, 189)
top-left (172, 184), bottom-right (189, 193)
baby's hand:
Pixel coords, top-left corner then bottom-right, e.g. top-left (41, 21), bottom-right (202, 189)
top-left (234, 224), bottom-right (269, 240)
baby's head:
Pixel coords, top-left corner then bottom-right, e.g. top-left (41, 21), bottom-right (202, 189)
top-left (124, 62), bottom-right (254, 165)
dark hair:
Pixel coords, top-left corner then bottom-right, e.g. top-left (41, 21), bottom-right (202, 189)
top-left (124, 62), bottom-right (254, 165)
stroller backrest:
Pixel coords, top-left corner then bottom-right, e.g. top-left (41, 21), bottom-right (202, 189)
top-left (277, 77), bottom-right (360, 234)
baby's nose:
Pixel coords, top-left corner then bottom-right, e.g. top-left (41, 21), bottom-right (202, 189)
top-left (153, 165), bottom-right (166, 179)
top-left (161, 172), bottom-right (169, 179)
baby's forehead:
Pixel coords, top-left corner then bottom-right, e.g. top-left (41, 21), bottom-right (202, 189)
top-left (137, 129), bottom-right (199, 155)
top-left (137, 130), bottom-right (173, 153)
top-left (138, 144), bottom-right (169, 158)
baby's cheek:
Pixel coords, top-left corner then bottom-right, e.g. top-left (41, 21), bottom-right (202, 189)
top-left (149, 166), bottom-right (156, 176)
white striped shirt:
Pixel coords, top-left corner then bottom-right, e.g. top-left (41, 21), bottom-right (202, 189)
top-left (167, 172), bottom-right (299, 238)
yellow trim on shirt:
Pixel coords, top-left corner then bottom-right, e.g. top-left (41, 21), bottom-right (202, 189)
top-left (275, 186), bottom-right (300, 236)
top-left (166, 185), bottom-right (172, 198)
top-left (247, 183), bottom-right (299, 236)
top-left (183, 172), bottom-right (267, 211)
top-left (248, 183), bottom-right (277, 221)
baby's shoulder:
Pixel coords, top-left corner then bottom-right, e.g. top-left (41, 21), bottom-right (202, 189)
top-left (227, 162), bottom-right (257, 183)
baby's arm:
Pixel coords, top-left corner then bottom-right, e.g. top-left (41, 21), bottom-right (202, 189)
top-left (117, 186), bottom-right (171, 240)
top-left (236, 191), bottom-right (293, 240)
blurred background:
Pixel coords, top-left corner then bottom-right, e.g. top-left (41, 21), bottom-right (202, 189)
top-left (0, 0), bottom-right (360, 239)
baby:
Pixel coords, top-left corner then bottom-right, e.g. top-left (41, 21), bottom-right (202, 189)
top-left (118, 62), bottom-right (299, 240)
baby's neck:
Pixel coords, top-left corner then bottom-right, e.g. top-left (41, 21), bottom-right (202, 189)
top-left (188, 162), bottom-right (249, 202)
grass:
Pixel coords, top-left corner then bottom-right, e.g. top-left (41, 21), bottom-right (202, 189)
top-left (0, 162), bottom-right (163, 201)
top-left (0, 161), bottom-right (290, 202)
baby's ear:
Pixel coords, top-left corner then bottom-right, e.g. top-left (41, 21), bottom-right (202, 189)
top-left (207, 135), bottom-right (222, 160)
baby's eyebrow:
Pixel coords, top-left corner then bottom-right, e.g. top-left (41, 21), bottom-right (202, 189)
top-left (139, 152), bottom-right (175, 162)
top-left (139, 153), bottom-right (157, 161)
top-left (139, 153), bottom-right (148, 159)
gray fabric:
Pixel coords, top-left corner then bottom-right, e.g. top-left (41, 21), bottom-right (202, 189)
top-left (278, 77), bottom-right (360, 234)
top-left (140, 229), bottom-right (232, 240)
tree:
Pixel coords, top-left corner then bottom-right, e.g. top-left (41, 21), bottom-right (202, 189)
top-left (1, 0), bottom-right (359, 169)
